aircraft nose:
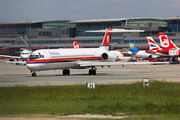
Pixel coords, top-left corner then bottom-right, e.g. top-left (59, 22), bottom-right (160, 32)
top-left (26, 60), bottom-right (37, 70)
top-left (26, 62), bottom-right (33, 70)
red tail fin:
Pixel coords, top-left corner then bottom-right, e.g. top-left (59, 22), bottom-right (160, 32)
top-left (73, 40), bottom-right (80, 49)
top-left (158, 33), bottom-right (164, 36)
top-left (100, 28), bottom-right (113, 50)
top-left (158, 33), bottom-right (177, 50)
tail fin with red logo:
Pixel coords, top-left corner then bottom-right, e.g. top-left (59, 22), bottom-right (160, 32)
top-left (100, 28), bottom-right (113, 50)
top-left (85, 28), bottom-right (144, 50)
top-left (85, 28), bottom-right (113, 50)
top-left (158, 33), bottom-right (178, 50)
top-left (73, 40), bottom-right (80, 49)
top-left (147, 37), bottom-right (161, 50)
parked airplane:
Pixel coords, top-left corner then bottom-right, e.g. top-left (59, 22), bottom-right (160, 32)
top-left (158, 33), bottom-right (180, 63)
top-left (159, 33), bottom-right (178, 50)
top-left (2, 36), bottom-right (33, 65)
top-left (73, 40), bottom-right (130, 61)
top-left (2, 49), bottom-right (32, 65)
top-left (0, 49), bottom-right (32, 65)
top-left (145, 37), bottom-right (168, 56)
top-left (128, 40), bottom-right (158, 59)
top-left (73, 40), bottom-right (80, 49)
top-left (26, 28), bottom-right (167, 77)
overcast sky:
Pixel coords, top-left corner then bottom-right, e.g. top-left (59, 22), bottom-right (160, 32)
top-left (0, 0), bottom-right (180, 22)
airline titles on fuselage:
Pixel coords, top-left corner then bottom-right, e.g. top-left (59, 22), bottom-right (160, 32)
top-left (48, 51), bottom-right (60, 56)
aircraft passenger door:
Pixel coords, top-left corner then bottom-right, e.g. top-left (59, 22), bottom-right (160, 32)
top-left (40, 52), bottom-right (49, 68)
top-left (43, 52), bottom-right (49, 64)
top-left (94, 51), bottom-right (99, 61)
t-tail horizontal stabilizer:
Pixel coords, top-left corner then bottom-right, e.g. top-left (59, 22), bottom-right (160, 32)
top-left (85, 29), bottom-right (144, 33)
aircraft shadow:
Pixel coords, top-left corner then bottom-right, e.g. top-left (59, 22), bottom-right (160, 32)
top-left (26, 73), bottom-right (108, 77)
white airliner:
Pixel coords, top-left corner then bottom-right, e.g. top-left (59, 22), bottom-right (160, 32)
top-left (26, 28), bottom-right (167, 77)
top-left (128, 40), bottom-right (158, 59)
top-left (2, 49), bottom-right (32, 65)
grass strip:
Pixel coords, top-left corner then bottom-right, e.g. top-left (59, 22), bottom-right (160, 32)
top-left (0, 80), bottom-right (180, 117)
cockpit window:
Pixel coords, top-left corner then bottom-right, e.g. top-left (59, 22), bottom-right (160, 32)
top-left (29, 53), bottom-right (44, 60)
top-left (21, 53), bottom-right (29, 55)
top-left (29, 55), bottom-right (39, 60)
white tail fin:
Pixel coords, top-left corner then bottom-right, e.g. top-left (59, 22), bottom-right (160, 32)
top-left (147, 37), bottom-right (160, 50)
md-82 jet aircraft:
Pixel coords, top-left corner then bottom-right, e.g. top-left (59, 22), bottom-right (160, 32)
top-left (26, 28), bottom-right (167, 77)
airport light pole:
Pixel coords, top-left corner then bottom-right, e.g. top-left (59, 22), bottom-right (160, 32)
top-left (177, 13), bottom-right (179, 47)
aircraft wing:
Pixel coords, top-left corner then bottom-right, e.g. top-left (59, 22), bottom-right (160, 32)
top-left (78, 61), bottom-right (169, 67)
top-left (5, 61), bottom-right (26, 65)
top-left (0, 55), bottom-right (21, 59)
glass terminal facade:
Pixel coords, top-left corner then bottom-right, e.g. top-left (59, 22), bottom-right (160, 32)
top-left (167, 20), bottom-right (180, 32)
top-left (74, 18), bottom-right (168, 37)
top-left (76, 21), bottom-right (124, 37)
top-left (42, 21), bottom-right (72, 29)
top-left (127, 19), bottom-right (167, 26)
top-left (0, 20), bottom-right (73, 38)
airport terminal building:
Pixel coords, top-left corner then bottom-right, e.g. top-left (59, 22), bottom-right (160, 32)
top-left (0, 17), bottom-right (180, 55)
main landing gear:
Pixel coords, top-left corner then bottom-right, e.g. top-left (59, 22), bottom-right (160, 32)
top-left (89, 66), bottom-right (96, 75)
top-left (170, 57), bottom-right (179, 64)
top-left (30, 68), bottom-right (97, 76)
top-left (62, 69), bottom-right (70, 75)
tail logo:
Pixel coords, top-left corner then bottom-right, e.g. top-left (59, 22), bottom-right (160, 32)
top-left (74, 44), bottom-right (79, 49)
top-left (148, 38), bottom-right (156, 45)
top-left (161, 36), bottom-right (169, 47)
top-left (129, 43), bottom-right (134, 48)
top-left (148, 39), bottom-right (158, 48)
top-left (73, 40), bottom-right (80, 49)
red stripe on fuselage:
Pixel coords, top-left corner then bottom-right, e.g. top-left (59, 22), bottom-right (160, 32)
top-left (27, 56), bottom-right (102, 63)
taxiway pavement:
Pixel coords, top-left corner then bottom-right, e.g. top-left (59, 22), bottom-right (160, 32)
top-left (0, 60), bottom-right (180, 86)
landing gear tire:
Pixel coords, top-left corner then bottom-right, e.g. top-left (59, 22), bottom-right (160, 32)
top-left (89, 67), bottom-right (96, 75)
top-left (89, 70), bottom-right (92, 75)
top-left (63, 69), bottom-right (70, 75)
top-left (172, 57), bottom-right (179, 64)
top-left (32, 72), bottom-right (36, 77)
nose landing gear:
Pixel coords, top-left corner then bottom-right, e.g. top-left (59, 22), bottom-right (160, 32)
top-left (31, 70), bottom-right (37, 77)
